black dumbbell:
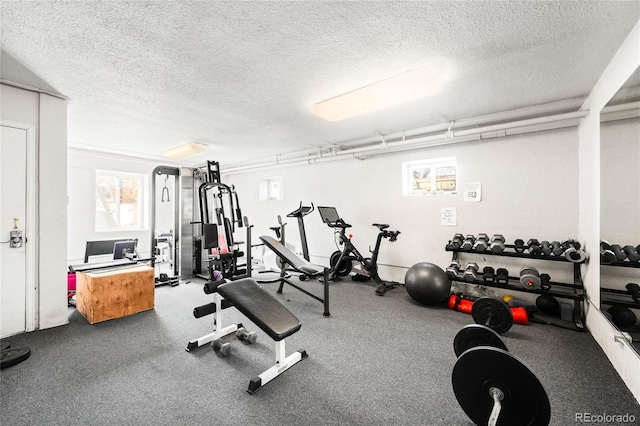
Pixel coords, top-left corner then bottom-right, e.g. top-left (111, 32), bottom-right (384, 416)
top-left (527, 239), bottom-right (542, 255)
top-left (519, 267), bottom-right (541, 290)
top-left (447, 233), bottom-right (465, 250)
top-left (461, 235), bottom-right (475, 251)
top-left (446, 261), bottom-right (461, 279)
top-left (463, 262), bottom-right (479, 282)
top-left (563, 240), bottom-right (586, 263)
top-left (473, 233), bottom-right (490, 252)
top-left (601, 241), bottom-right (616, 264)
top-left (601, 241), bottom-right (626, 261)
top-left (612, 245), bottom-right (626, 261)
top-left (495, 268), bottom-right (509, 286)
top-left (513, 239), bottom-right (525, 253)
top-left (540, 273), bottom-right (551, 290)
top-left (482, 266), bottom-right (495, 283)
top-left (627, 283), bottom-right (640, 303)
top-left (551, 241), bottom-right (564, 256)
top-left (623, 245), bottom-right (640, 262)
top-left (489, 235), bottom-right (506, 253)
top-left (541, 241), bottom-right (552, 256)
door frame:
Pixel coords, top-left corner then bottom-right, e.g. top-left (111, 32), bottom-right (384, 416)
top-left (1, 119), bottom-right (38, 332)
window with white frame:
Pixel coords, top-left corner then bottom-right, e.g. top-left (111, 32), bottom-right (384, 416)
top-left (402, 157), bottom-right (457, 196)
top-left (258, 177), bottom-right (283, 201)
top-left (95, 170), bottom-right (148, 231)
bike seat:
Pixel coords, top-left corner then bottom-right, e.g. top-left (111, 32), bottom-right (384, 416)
top-left (372, 223), bottom-right (389, 230)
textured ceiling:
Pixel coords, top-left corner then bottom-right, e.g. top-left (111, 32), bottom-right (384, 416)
top-left (1, 1), bottom-right (639, 167)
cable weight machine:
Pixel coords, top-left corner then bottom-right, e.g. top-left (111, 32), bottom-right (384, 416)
top-left (196, 161), bottom-right (251, 281)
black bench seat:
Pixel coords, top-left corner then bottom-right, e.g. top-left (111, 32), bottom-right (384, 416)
top-left (217, 278), bottom-right (301, 341)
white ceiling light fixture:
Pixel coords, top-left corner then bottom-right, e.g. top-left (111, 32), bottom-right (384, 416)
top-left (310, 66), bottom-right (443, 122)
top-left (163, 141), bottom-right (211, 159)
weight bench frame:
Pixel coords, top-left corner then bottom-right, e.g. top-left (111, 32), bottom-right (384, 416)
top-left (187, 277), bottom-right (307, 394)
top-left (259, 235), bottom-right (331, 317)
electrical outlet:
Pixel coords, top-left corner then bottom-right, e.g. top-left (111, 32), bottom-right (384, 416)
top-left (10, 229), bottom-right (22, 248)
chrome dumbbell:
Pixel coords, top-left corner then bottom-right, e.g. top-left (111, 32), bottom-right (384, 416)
top-left (463, 262), bottom-right (479, 282)
top-left (489, 235), bottom-right (506, 253)
top-left (473, 233), bottom-right (490, 252)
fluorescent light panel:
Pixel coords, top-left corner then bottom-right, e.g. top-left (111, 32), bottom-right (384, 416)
top-left (163, 141), bottom-right (211, 159)
top-left (310, 66), bottom-right (443, 121)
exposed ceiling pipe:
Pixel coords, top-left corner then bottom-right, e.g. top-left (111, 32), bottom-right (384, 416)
top-left (353, 117), bottom-right (585, 160)
top-left (221, 107), bottom-right (589, 175)
top-left (335, 98), bottom-right (585, 147)
top-left (600, 100), bottom-right (640, 122)
top-left (451, 110), bottom-right (587, 137)
top-left (222, 151), bottom-right (356, 174)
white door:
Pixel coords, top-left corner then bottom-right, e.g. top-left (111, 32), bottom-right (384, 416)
top-left (1, 125), bottom-right (28, 337)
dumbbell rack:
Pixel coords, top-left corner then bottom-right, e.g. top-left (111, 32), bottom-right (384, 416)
top-left (600, 260), bottom-right (640, 313)
top-left (446, 243), bottom-right (586, 331)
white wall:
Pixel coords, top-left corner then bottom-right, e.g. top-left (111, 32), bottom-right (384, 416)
top-left (579, 19), bottom-right (640, 403)
top-left (0, 84), bottom-right (68, 330)
top-left (224, 128), bottom-right (580, 295)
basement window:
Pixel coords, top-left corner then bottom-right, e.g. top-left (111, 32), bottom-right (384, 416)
top-left (259, 177), bottom-right (283, 201)
top-left (402, 157), bottom-right (457, 196)
top-left (95, 170), bottom-right (148, 231)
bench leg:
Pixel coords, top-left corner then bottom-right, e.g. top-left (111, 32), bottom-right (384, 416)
top-left (246, 340), bottom-right (307, 394)
top-left (186, 294), bottom-right (241, 351)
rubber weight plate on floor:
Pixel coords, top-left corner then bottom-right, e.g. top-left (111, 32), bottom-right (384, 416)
top-left (452, 346), bottom-right (551, 426)
top-left (453, 324), bottom-right (509, 357)
top-left (1, 346), bottom-right (31, 370)
top-left (471, 297), bottom-right (514, 334)
top-left (1, 341), bottom-right (10, 351)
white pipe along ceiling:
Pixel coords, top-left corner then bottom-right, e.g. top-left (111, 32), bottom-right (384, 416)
top-left (221, 100), bottom-right (589, 175)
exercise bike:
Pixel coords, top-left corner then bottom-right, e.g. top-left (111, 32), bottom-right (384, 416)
top-left (318, 206), bottom-right (400, 296)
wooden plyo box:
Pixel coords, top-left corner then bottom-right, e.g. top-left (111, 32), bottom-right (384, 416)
top-left (76, 265), bottom-right (155, 324)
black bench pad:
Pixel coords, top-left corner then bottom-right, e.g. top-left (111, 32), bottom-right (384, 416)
top-left (217, 278), bottom-right (301, 341)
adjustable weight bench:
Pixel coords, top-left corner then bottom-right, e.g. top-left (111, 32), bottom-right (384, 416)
top-left (187, 277), bottom-right (307, 394)
top-left (259, 235), bottom-right (331, 317)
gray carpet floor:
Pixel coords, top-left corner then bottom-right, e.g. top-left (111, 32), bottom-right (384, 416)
top-left (1, 275), bottom-right (639, 426)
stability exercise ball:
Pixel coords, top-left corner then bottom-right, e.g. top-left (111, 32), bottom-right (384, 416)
top-left (405, 262), bottom-right (451, 305)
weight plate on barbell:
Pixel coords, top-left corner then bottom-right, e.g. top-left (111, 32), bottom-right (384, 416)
top-left (453, 324), bottom-right (508, 358)
top-left (452, 346), bottom-right (551, 426)
top-left (471, 298), bottom-right (513, 334)
top-left (0, 346), bottom-right (31, 370)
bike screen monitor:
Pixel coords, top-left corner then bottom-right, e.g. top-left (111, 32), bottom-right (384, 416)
top-left (113, 240), bottom-right (137, 260)
top-left (318, 206), bottom-right (341, 224)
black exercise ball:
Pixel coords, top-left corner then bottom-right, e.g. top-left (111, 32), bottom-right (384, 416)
top-left (607, 306), bottom-right (637, 329)
top-left (405, 262), bottom-right (451, 305)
